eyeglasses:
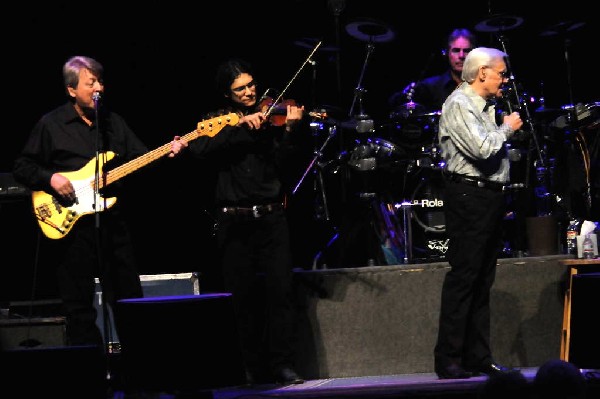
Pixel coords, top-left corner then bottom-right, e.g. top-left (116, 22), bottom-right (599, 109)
top-left (232, 81), bottom-right (257, 93)
top-left (486, 66), bottom-right (509, 80)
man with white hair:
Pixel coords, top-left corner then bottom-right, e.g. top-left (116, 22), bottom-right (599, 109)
top-left (433, 47), bottom-right (523, 379)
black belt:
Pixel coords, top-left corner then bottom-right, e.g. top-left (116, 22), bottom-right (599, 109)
top-left (221, 203), bottom-right (284, 218)
top-left (446, 173), bottom-right (507, 192)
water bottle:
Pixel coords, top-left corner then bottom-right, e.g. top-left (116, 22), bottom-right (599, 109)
top-left (566, 219), bottom-right (579, 255)
top-left (582, 234), bottom-right (594, 259)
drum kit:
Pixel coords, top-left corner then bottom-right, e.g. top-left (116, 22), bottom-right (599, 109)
top-left (290, 13), bottom-right (596, 267)
top-left (288, 17), bottom-right (451, 267)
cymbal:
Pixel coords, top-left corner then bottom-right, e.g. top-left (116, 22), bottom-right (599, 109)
top-left (345, 18), bottom-right (395, 43)
top-left (534, 107), bottom-right (564, 114)
top-left (474, 14), bottom-right (523, 33)
top-left (340, 116), bottom-right (375, 132)
top-left (540, 21), bottom-right (586, 37)
top-left (390, 102), bottom-right (426, 119)
top-left (293, 37), bottom-right (339, 52)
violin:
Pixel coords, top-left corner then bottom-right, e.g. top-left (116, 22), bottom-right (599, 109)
top-left (258, 96), bottom-right (299, 126)
top-left (258, 96), bottom-right (328, 127)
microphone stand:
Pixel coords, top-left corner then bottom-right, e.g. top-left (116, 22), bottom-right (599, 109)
top-left (92, 93), bottom-right (115, 379)
top-left (495, 34), bottom-right (549, 256)
top-left (497, 33), bottom-right (544, 171)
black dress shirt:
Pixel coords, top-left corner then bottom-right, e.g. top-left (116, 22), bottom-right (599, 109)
top-left (13, 102), bottom-right (148, 194)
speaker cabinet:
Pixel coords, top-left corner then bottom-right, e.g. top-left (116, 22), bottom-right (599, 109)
top-left (569, 272), bottom-right (600, 369)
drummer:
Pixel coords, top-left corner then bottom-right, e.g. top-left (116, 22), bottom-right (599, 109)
top-left (388, 28), bottom-right (478, 114)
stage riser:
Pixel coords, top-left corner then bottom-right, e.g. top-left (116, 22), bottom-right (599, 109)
top-left (294, 255), bottom-right (570, 379)
top-left (0, 254), bottom-right (572, 383)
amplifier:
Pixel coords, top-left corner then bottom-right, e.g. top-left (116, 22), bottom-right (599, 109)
top-left (0, 172), bottom-right (29, 199)
top-left (0, 316), bottom-right (66, 350)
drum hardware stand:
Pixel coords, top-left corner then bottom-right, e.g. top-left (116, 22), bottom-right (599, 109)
top-left (293, 123), bottom-right (337, 211)
top-left (292, 123), bottom-right (339, 270)
top-left (373, 200), bottom-right (412, 264)
top-left (396, 202), bottom-right (414, 264)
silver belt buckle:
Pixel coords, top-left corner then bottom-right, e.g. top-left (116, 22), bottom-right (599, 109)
top-left (252, 205), bottom-right (260, 218)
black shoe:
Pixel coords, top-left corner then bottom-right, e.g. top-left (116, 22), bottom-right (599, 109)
top-left (274, 367), bottom-right (304, 385)
top-left (435, 364), bottom-right (473, 380)
top-left (245, 369), bottom-right (256, 386)
top-left (469, 362), bottom-right (515, 376)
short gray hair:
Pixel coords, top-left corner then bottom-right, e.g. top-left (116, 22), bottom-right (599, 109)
top-left (461, 47), bottom-right (507, 83)
top-left (63, 56), bottom-right (103, 90)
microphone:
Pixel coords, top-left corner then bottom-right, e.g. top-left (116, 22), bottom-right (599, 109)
top-left (92, 92), bottom-right (102, 109)
top-left (327, 0), bottom-right (346, 15)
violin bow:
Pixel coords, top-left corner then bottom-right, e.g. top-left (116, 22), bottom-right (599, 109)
top-left (262, 41), bottom-right (322, 118)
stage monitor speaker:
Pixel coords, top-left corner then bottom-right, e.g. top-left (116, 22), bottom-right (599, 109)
top-left (569, 272), bottom-right (600, 369)
top-left (114, 293), bottom-right (245, 393)
top-left (0, 345), bottom-right (106, 398)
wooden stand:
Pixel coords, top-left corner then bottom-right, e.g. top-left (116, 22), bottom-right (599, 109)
top-left (559, 258), bottom-right (600, 361)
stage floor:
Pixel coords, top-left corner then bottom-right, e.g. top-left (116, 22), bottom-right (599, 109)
top-left (107, 367), bottom-right (600, 399)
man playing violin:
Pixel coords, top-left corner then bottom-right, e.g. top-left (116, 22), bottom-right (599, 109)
top-left (184, 58), bottom-right (306, 385)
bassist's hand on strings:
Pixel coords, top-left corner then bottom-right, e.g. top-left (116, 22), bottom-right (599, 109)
top-left (50, 173), bottom-right (76, 203)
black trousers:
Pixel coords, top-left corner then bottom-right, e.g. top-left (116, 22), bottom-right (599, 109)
top-left (216, 209), bottom-right (296, 374)
top-left (55, 212), bottom-right (143, 347)
top-left (434, 179), bottom-right (506, 369)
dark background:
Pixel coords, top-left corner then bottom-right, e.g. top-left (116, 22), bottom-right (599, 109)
top-left (1, 1), bottom-right (597, 302)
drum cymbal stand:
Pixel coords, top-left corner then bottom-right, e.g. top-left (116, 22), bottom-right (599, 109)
top-left (348, 42), bottom-right (375, 134)
top-left (552, 26), bottom-right (592, 217)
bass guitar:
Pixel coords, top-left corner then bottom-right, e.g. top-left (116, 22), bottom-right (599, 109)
top-left (32, 113), bottom-right (239, 239)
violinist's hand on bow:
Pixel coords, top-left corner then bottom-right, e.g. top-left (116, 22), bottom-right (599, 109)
top-left (285, 104), bottom-right (305, 132)
top-left (239, 112), bottom-right (266, 130)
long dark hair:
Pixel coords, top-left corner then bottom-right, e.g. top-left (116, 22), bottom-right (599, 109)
top-left (215, 58), bottom-right (255, 97)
